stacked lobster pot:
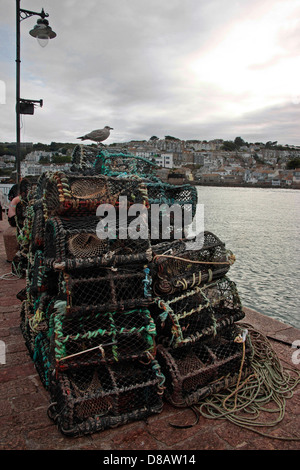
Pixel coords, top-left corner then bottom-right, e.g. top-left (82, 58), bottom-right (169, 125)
top-left (150, 233), bottom-right (253, 407)
top-left (18, 146), bottom-right (253, 435)
top-left (19, 158), bottom-right (166, 436)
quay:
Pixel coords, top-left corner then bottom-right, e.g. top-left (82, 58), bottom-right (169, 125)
top-left (0, 216), bottom-right (299, 451)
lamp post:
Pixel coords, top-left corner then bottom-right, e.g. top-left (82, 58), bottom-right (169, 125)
top-left (16, 1), bottom-right (56, 184)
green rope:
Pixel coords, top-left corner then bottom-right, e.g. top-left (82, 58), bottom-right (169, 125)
top-left (194, 323), bottom-right (300, 441)
top-left (52, 306), bottom-right (156, 361)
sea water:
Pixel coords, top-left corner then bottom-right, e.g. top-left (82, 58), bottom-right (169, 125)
top-left (196, 186), bottom-right (300, 330)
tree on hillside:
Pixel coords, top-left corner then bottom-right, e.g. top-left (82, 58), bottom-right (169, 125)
top-left (234, 137), bottom-right (246, 148)
top-left (165, 135), bottom-right (180, 141)
top-left (221, 140), bottom-right (236, 151)
top-left (287, 158), bottom-right (300, 169)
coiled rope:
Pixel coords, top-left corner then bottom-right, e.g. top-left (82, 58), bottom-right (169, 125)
top-left (194, 323), bottom-right (300, 440)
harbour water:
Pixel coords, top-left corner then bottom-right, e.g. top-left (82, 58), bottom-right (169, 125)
top-left (195, 186), bottom-right (300, 330)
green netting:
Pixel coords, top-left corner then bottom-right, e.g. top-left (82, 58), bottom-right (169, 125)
top-left (93, 150), bottom-right (159, 179)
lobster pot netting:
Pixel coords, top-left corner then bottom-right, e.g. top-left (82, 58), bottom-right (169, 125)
top-left (20, 294), bottom-right (55, 358)
top-left (48, 359), bottom-right (165, 436)
top-left (30, 200), bottom-right (45, 252)
top-left (94, 151), bottom-right (159, 179)
top-left (70, 145), bottom-right (99, 173)
top-left (27, 250), bottom-right (59, 297)
top-left (16, 201), bottom-right (36, 260)
top-left (153, 276), bottom-right (244, 348)
top-left (44, 213), bottom-right (152, 269)
top-left (145, 181), bottom-right (197, 212)
top-left (58, 264), bottom-right (152, 313)
top-left (41, 172), bottom-right (148, 218)
top-left (35, 172), bottom-right (53, 201)
top-left (156, 325), bottom-right (253, 407)
top-left (152, 232), bottom-right (235, 296)
top-left (50, 300), bottom-right (157, 370)
top-left (33, 331), bottom-right (52, 389)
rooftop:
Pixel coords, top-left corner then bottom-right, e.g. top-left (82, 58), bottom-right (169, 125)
top-left (0, 217), bottom-right (299, 452)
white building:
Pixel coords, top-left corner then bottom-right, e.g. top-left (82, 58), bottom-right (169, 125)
top-left (154, 153), bottom-right (174, 168)
top-left (25, 150), bottom-right (52, 163)
top-left (21, 162), bottom-right (71, 178)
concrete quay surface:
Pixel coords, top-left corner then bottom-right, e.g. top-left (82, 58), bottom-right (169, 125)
top-left (0, 217), bottom-right (299, 452)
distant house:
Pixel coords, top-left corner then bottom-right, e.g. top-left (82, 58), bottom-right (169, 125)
top-left (154, 153), bottom-right (174, 169)
top-left (199, 173), bottom-right (221, 184)
top-left (167, 173), bottom-right (185, 185)
top-left (293, 169), bottom-right (300, 184)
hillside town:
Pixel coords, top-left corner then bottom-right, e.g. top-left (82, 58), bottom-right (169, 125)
top-left (1, 136), bottom-right (300, 203)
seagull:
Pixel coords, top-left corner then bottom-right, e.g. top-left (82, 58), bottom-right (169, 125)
top-left (77, 126), bottom-right (113, 144)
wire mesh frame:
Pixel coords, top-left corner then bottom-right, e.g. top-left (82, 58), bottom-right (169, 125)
top-left (153, 276), bottom-right (244, 348)
top-left (151, 231), bottom-right (235, 296)
top-left (49, 301), bottom-right (158, 370)
top-left (156, 325), bottom-right (253, 407)
top-left (47, 358), bottom-right (165, 436)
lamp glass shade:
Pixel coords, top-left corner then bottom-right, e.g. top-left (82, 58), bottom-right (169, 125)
top-left (29, 20), bottom-right (57, 47)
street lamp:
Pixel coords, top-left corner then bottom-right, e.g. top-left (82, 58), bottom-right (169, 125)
top-left (16, 1), bottom-right (57, 184)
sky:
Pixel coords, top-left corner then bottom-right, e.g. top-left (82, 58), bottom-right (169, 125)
top-left (0, 0), bottom-right (300, 146)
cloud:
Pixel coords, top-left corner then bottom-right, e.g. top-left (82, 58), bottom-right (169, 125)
top-left (1, 0), bottom-right (300, 145)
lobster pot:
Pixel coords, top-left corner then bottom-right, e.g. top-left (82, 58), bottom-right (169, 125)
top-left (30, 200), bottom-right (45, 252)
top-left (94, 151), bottom-right (158, 179)
top-left (145, 182), bottom-right (198, 244)
top-left (50, 300), bottom-right (157, 370)
top-left (42, 172), bottom-right (147, 217)
top-left (33, 331), bottom-right (52, 390)
top-left (35, 172), bottom-right (53, 200)
top-left (70, 144), bottom-right (99, 173)
top-left (152, 232), bottom-right (235, 296)
top-left (44, 213), bottom-right (152, 269)
top-left (20, 294), bottom-right (55, 358)
top-left (58, 264), bottom-right (152, 313)
top-left (48, 359), bottom-right (165, 436)
top-left (16, 202), bottom-right (35, 260)
top-left (146, 181), bottom-right (197, 213)
top-left (27, 250), bottom-right (58, 297)
top-left (20, 300), bottom-right (35, 357)
top-left (153, 277), bottom-right (244, 348)
top-left (156, 325), bottom-right (253, 407)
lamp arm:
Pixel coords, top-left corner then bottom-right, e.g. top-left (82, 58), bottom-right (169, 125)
top-left (19, 8), bottom-right (49, 21)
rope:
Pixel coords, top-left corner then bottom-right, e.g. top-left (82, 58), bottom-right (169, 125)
top-left (194, 323), bottom-right (300, 441)
top-left (0, 272), bottom-right (19, 280)
top-left (153, 254), bottom-right (232, 265)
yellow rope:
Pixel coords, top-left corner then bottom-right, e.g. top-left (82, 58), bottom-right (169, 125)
top-left (154, 253), bottom-right (235, 266)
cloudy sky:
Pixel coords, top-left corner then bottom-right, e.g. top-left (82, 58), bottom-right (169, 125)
top-left (0, 0), bottom-right (300, 145)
